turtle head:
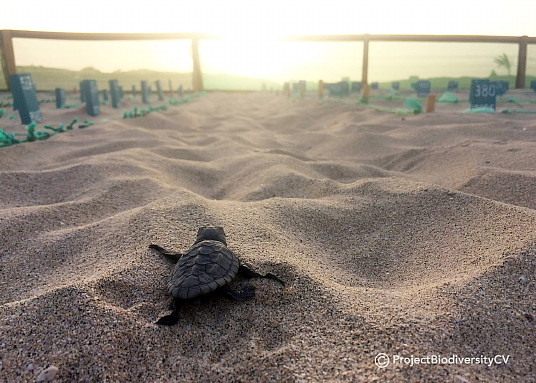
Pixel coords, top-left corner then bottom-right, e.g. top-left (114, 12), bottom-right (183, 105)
top-left (195, 226), bottom-right (227, 245)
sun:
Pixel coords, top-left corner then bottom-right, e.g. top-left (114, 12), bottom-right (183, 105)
top-left (194, 6), bottom-right (292, 80)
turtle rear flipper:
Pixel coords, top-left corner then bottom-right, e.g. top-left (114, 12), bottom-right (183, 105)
top-left (221, 285), bottom-right (255, 301)
top-left (156, 312), bottom-right (179, 326)
top-left (238, 264), bottom-right (285, 286)
top-left (149, 244), bottom-right (182, 264)
top-left (156, 298), bottom-right (181, 326)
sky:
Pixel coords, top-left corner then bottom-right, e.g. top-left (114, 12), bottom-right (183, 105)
top-left (2, 0), bottom-right (536, 36)
top-left (1, 0), bottom-right (536, 82)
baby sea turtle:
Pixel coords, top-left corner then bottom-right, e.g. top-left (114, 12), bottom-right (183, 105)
top-left (149, 226), bottom-right (285, 325)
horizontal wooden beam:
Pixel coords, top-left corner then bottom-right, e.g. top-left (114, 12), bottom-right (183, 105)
top-left (7, 30), bottom-right (219, 41)
top-left (280, 34), bottom-right (536, 44)
top-left (4, 30), bottom-right (536, 44)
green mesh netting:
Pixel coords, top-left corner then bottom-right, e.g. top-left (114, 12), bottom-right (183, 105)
top-left (438, 92), bottom-right (458, 103)
top-left (1, 92), bottom-right (203, 148)
top-left (464, 107), bottom-right (496, 113)
top-left (357, 97), bottom-right (422, 115)
top-left (504, 96), bottom-right (523, 108)
top-left (400, 98), bottom-right (423, 114)
top-left (0, 119), bottom-right (90, 147)
top-left (500, 109), bottom-right (536, 114)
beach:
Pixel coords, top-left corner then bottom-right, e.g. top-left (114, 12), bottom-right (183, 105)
top-left (1, 91), bottom-right (535, 382)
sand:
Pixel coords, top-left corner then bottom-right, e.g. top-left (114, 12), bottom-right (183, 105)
top-left (0, 91), bottom-right (535, 382)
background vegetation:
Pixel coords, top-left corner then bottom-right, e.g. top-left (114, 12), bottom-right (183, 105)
top-left (1, 66), bottom-right (536, 92)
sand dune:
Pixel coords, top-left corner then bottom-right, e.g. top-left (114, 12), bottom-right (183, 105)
top-left (1, 92), bottom-right (535, 382)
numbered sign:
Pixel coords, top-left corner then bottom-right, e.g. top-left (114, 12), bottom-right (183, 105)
top-left (328, 81), bottom-right (349, 97)
top-left (340, 81), bottom-right (350, 96)
top-left (101, 89), bottom-right (109, 102)
top-left (447, 81), bottom-right (459, 91)
top-left (415, 80), bottom-right (431, 97)
top-left (109, 79), bottom-right (121, 108)
top-left (141, 81), bottom-right (149, 104)
top-left (371, 82), bottom-right (379, 90)
top-left (55, 88), bottom-right (65, 109)
top-left (81, 79), bottom-right (100, 116)
top-left (391, 82), bottom-right (400, 90)
top-left (155, 80), bottom-right (164, 101)
top-left (493, 81), bottom-right (508, 96)
top-left (79, 81), bottom-right (86, 102)
top-left (9, 74), bottom-right (42, 124)
top-left (470, 79), bottom-right (496, 110)
top-left (351, 82), bottom-right (362, 93)
top-left (12, 90), bottom-right (20, 111)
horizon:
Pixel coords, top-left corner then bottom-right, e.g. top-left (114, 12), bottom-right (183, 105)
top-left (6, 62), bottom-right (528, 92)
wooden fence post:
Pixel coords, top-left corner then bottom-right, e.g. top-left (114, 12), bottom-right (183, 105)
top-left (191, 38), bottom-right (204, 92)
top-left (516, 35), bottom-right (527, 89)
top-left (361, 37), bottom-right (369, 88)
top-left (0, 30), bottom-right (16, 90)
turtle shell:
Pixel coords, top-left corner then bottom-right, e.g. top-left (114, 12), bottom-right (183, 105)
top-left (168, 240), bottom-right (240, 299)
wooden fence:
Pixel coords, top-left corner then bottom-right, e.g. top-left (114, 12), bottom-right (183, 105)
top-left (1, 30), bottom-right (536, 91)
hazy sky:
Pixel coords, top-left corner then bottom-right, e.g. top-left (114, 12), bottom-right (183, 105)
top-left (2, 0), bottom-right (536, 36)
top-left (2, 0), bottom-right (536, 81)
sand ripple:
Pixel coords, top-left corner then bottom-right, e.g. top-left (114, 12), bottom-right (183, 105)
top-left (1, 92), bottom-right (535, 382)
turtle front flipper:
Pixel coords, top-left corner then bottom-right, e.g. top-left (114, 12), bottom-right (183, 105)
top-left (238, 264), bottom-right (285, 286)
top-left (156, 298), bottom-right (181, 326)
top-left (149, 244), bottom-right (182, 264)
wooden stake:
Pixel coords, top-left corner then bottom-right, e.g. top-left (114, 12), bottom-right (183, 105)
top-left (318, 80), bottom-right (324, 99)
top-left (283, 82), bottom-right (290, 97)
top-left (425, 93), bottom-right (436, 113)
top-left (361, 83), bottom-right (370, 102)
